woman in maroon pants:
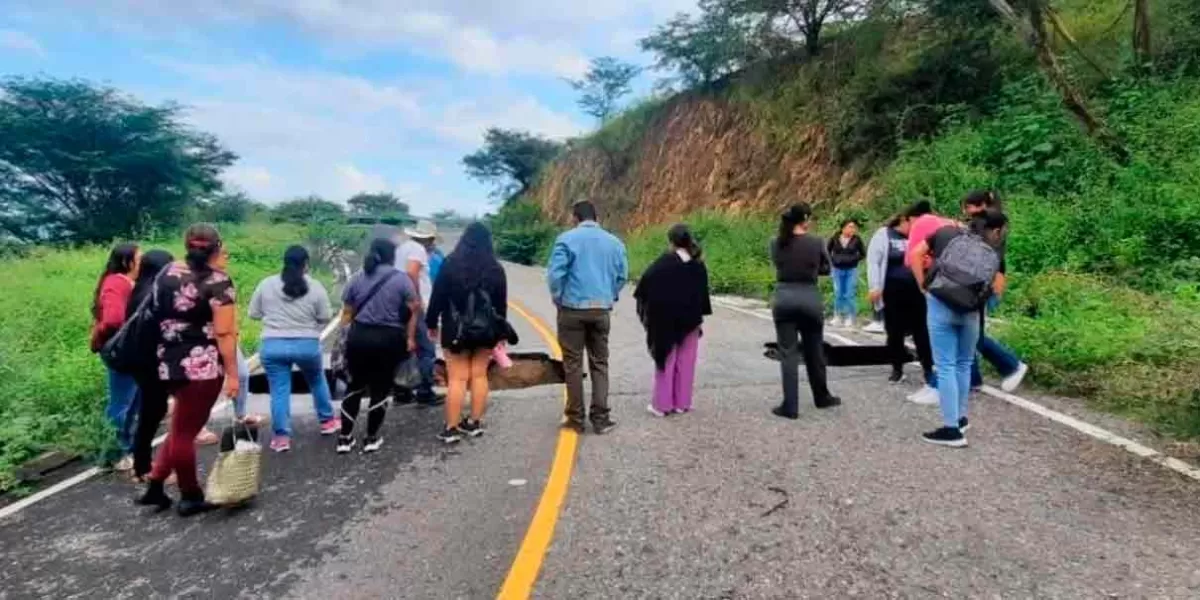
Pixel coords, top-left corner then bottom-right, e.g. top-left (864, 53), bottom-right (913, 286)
top-left (137, 223), bottom-right (240, 516)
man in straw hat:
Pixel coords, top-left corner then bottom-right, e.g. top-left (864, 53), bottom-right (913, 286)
top-left (397, 219), bottom-right (444, 406)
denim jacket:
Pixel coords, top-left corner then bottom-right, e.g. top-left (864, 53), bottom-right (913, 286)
top-left (547, 221), bottom-right (628, 310)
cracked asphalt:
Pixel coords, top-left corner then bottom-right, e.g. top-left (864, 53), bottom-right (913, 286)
top-left (3, 262), bottom-right (1200, 599)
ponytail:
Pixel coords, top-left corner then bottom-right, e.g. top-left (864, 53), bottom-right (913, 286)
top-left (667, 223), bottom-right (702, 261)
top-left (777, 203), bottom-right (813, 249)
top-left (183, 223), bottom-right (222, 276)
top-left (281, 245), bottom-right (310, 298)
top-left (363, 238), bottom-right (397, 276)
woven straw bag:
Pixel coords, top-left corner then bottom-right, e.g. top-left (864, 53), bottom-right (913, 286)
top-left (205, 417), bottom-right (262, 505)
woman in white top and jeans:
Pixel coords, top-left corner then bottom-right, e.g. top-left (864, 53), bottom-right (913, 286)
top-left (249, 245), bottom-right (337, 452)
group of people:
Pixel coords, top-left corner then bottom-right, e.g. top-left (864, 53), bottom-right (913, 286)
top-left (86, 193), bottom-right (1029, 515)
top-left (89, 218), bottom-right (511, 516)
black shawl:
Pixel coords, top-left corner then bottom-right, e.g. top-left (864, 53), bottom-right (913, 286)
top-left (634, 251), bottom-right (713, 369)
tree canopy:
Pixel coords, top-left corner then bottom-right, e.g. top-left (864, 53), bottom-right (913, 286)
top-left (568, 57), bottom-right (642, 122)
top-left (346, 192), bottom-right (410, 218)
top-left (462, 128), bottom-right (562, 200)
top-left (0, 77), bottom-right (236, 244)
top-left (270, 196), bottom-right (345, 224)
top-left (639, 0), bottom-right (759, 86)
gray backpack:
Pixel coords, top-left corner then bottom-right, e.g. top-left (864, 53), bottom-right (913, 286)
top-left (927, 233), bottom-right (999, 313)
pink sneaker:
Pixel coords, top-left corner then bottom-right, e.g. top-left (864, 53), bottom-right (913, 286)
top-left (319, 418), bottom-right (341, 436)
top-left (270, 436), bottom-right (291, 453)
top-left (493, 344), bottom-right (513, 369)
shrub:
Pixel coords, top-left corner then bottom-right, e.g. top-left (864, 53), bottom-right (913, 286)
top-left (487, 200), bottom-right (558, 266)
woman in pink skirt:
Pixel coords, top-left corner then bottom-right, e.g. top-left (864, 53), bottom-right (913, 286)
top-left (634, 224), bottom-right (713, 416)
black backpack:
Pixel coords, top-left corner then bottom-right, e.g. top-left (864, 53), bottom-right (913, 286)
top-left (100, 281), bottom-right (162, 374)
top-left (450, 286), bottom-right (501, 348)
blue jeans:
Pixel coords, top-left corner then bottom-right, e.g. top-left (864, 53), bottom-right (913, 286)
top-left (105, 367), bottom-right (140, 455)
top-left (415, 317), bottom-right (436, 400)
top-left (970, 297), bottom-right (1023, 387)
top-left (260, 338), bottom-right (335, 436)
top-left (831, 267), bottom-right (858, 319)
top-left (927, 295), bottom-right (981, 429)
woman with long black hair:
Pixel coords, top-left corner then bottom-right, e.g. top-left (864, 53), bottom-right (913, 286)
top-left (769, 204), bottom-right (840, 419)
top-left (250, 245), bottom-right (336, 453)
top-left (426, 222), bottom-right (509, 443)
top-left (634, 224), bottom-right (712, 417)
top-left (90, 242), bottom-right (141, 470)
top-left (128, 249), bottom-right (173, 482)
top-left (336, 238), bottom-right (420, 454)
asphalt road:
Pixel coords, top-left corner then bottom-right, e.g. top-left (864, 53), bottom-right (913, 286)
top-left (2, 262), bottom-right (1200, 599)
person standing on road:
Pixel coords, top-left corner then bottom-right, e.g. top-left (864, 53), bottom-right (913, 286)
top-left (547, 200), bottom-right (628, 435)
top-left (90, 242), bottom-right (141, 471)
top-left (962, 190), bottom-right (1029, 392)
top-left (337, 238), bottom-right (420, 454)
top-left (866, 201), bottom-right (936, 391)
top-left (903, 206), bottom-right (959, 406)
top-left (634, 224), bottom-right (712, 417)
top-left (770, 203), bottom-right (841, 420)
top-left (827, 219), bottom-right (865, 328)
top-left (127, 249), bottom-right (172, 482)
top-left (249, 245), bottom-right (338, 453)
top-left (426, 223), bottom-right (509, 443)
top-left (396, 220), bottom-right (443, 407)
top-left (910, 210), bottom-right (1008, 448)
top-left (137, 224), bottom-right (240, 516)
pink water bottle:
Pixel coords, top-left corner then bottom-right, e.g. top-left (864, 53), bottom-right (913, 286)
top-left (493, 343), bottom-right (513, 369)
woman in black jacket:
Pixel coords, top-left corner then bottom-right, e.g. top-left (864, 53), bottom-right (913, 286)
top-left (634, 224), bottom-right (712, 417)
top-left (827, 218), bottom-right (866, 328)
top-left (127, 249), bottom-right (174, 482)
top-left (426, 222), bottom-right (509, 444)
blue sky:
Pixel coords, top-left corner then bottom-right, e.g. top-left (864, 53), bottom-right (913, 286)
top-left (0, 0), bottom-right (697, 217)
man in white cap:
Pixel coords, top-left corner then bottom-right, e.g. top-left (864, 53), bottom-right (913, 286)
top-left (397, 219), bottom-right (443, 406)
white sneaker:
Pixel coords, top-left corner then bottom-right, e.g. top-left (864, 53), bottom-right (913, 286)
top-left (1001, 363), bottom-right (1029, 392)
top-left (827, 317), bottom-right (841, 328)
top-left (113, 455), bottom-right (134, 472)
top-left (862, 321), bottom-right (885, 334)
top-left (646, 404), bottom-right (666, 418)
top-left (844, 316), bottom-right (857, 328)
top-left (907, 386), bottom-right (940, 406)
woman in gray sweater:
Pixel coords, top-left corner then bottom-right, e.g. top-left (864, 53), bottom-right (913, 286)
top-left (249, 245), bottom-right (337, 452)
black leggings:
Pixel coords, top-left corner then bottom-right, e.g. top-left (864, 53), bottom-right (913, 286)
top-left (772, 283), bottom-right (832, 414)
top-left (882, 277), bottom-right (934, 383)
top-left (340, 323), bottom-right (408, 438)
top-left (132, 373), bottom-right (170, 478)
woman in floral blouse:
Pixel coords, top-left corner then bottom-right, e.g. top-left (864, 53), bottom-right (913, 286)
top-left (137, 224), bottom-right (241, 517)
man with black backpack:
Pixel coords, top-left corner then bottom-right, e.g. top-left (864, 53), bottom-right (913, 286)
top-left (547, 200), bottom-right (629, 435)
top-left (909, 209), bottom-right (1009, 448)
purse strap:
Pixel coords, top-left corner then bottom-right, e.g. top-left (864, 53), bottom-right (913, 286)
top-left (351, 269), bottom-right (400, 316)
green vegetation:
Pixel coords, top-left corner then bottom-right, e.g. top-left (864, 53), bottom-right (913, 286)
top-left (488, 200), bottom-right (557, 266)
top-left (0, 222), bottom-right (334, 491)
top-left (592, 0), bottom-right (1200, 440)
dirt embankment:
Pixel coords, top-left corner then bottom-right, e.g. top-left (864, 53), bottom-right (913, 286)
top-left (527, 94), bottom-right (870, 231)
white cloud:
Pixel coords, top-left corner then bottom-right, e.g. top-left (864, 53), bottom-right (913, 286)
top-left (435, 96), bottom-right (584, 146)
top-left (334, 163), bottom-right (389, 198)
top-left (224, 165), bottom-right (274, 197)
top-left (0, 29), bottom-right (46, 58)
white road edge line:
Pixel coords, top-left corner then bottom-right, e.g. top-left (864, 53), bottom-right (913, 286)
top-left (713, 297), bottom-right (1200, 483)
top-left (0, 319), bottom-right (343, 521)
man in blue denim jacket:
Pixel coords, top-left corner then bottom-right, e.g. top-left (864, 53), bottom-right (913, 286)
top-left (547, 201), bottom-right (628, 434)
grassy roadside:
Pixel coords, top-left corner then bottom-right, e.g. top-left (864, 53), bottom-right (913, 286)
top-left (0, 222), bottom-right (329, 491)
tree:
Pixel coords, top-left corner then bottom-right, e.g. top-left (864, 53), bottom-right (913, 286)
top-left (640, 0), bottom-right (758, 86)
top-left (271, 196), bottom-right (345, 224)
top-left (728, 0), bottom-right (867, 56)
top-left (568, 57), bottom-right (642, 122)
top-left (0, 77), bottom-right (237, 244)
top-left (346, 192), bottom-right (409, 218)
top-left (1133, 0), bottom-right (1152, 69)
top-left (198, 190), bottom-right (262, 224)
top-left (462, 128), bottom-right (562, 200)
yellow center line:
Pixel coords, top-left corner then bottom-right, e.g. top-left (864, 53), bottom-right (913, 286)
top-left (497, 300), bottom-right (578, 600)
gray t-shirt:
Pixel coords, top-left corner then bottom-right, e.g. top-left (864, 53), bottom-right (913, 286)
top-left (248, 274), bottom-right (332, 339)
top-left (342, 265), bottom-right (417, 329)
